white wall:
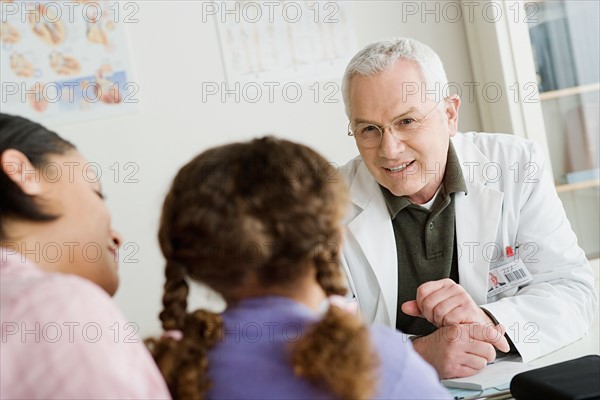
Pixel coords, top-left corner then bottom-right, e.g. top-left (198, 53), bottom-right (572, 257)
top-left (43, 1), bottom-right (482, 337)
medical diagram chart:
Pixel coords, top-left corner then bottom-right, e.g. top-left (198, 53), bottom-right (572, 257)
top-left (0, 1), bottom-right (137, 124)
top-left (215, 0), bottom-right (357, 85)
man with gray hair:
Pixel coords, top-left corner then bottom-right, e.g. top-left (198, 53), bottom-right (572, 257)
top-left (340, 37), bottom-right (597, 379)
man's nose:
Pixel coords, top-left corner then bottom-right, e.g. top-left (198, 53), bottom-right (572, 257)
top-left (378, 129), bottom-right (406, 159)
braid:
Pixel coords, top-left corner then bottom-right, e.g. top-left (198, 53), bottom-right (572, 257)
top-left (288, 230), bottom-right (380, 399)
top-left (159, 260), bottom-right (189, 331)
top-left (174, 310), bottom-right (223, 399)
top-left (314, 230), bottom-right (347, 297)
top-left (291, 305), bottom-right (379, 399)
top-left (148, 259), bottom-right (223, 399)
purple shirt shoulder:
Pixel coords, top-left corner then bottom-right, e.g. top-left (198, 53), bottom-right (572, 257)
top-left (207, 296), bottom-right (450, 399)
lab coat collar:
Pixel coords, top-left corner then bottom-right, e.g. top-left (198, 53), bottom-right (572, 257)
top-left (348, 160), bottom-right (379, 210)
top-left (347, 161), bottom-right (398, 324)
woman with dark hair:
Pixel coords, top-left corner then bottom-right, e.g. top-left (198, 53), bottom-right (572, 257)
top-left (148, 137), bottom-right (450, 399)
top-left (0, 113), bottom-right (170, 399)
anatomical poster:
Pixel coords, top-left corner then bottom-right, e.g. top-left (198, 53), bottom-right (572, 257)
top-left (1, 1), bottom-right (138, 124)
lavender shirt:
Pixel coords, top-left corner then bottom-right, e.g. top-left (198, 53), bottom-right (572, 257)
top-left (207, 296), bottom-right (450, 399)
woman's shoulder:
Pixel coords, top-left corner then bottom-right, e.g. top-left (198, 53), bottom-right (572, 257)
top-left (1, 262), bottom-right (172, 398)
top-left (3, 264), bottom-right (124, 324)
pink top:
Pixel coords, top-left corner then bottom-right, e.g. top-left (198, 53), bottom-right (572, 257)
top-left (0, 250), bottom-right (171, 399)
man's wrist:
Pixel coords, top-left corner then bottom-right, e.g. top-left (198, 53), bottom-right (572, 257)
top-left (410, 334), bottom-right (425, 354)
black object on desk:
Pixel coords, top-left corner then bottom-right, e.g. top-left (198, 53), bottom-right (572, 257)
top-left (510, 355), bottom-right (600, 400)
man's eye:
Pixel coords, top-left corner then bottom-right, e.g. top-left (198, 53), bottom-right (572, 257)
top-left (396, 118), bottom-right (417, 126)
top-left (360, 125), bottom-right (380, 135)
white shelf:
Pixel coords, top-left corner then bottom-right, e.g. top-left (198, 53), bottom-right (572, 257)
top-left (540, 82), bottom-right (600, 101)
top-left (555, 179), bottom-right (600, 193)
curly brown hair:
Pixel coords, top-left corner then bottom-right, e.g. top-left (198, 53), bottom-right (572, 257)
top-left (148, 137), bottom-right (379, 399)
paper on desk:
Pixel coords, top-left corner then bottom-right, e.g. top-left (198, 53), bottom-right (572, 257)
top-left (441, 360), bottom-right (537, 390)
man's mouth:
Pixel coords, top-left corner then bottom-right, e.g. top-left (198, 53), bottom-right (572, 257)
top-left (384, 160), bottom-right (414, 172)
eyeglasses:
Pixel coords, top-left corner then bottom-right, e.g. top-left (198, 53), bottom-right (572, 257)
top-left (347, 101), bottom-right (440, 148)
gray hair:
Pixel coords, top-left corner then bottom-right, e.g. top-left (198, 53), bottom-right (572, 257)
top-left (341, 38), bottom-right (449, 116)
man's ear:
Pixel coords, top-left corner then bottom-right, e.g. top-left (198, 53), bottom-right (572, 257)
top-left (445, 94), bottom-right (461, 137)
top-left (1, 149), bottom-right (43, 195)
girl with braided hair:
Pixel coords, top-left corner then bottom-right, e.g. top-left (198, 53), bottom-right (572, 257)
top-left (148, 136), bottom-right (449, 399)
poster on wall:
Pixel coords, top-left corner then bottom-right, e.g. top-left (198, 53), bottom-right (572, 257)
top-left (0, 1), bottom-right (138, 124)
top-left (214, 0), bottom-right (357, 85)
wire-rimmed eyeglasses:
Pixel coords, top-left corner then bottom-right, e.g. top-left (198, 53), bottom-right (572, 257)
top-left (347, 101), bottom-right (441, 148)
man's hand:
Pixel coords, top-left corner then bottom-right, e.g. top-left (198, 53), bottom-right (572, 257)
top-left (401, 278), bottom-right (510, 352)
top-left (412, 323), bottom-right (506, 378)
top-left (402, 278), bottom-right (486, 325)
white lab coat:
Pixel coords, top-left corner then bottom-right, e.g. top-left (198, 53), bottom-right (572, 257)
top-left (340, 132), bottom-right (598, 362)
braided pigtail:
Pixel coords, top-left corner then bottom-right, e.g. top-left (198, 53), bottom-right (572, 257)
top-left (289, 229), bottom-right (380, 399)
top-left (171, 309), bottom-right (223, 399)
top-left (147, 260), bottom-right (223, 399)
top-left (313, 229), bottom-right (347, 297)
top-left (159, 260), bottom-right (189, 331)
top-left (291, 305), bottom-right (379, 399)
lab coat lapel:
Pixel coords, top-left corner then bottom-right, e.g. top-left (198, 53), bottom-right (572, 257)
top-left (347, 162), bottom-right (398, 324)
top-left (453, 136), bottom-right (504, 306)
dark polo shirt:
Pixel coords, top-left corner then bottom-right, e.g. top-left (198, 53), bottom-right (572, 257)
top-left (380, 142), bottom-right (467, 335)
